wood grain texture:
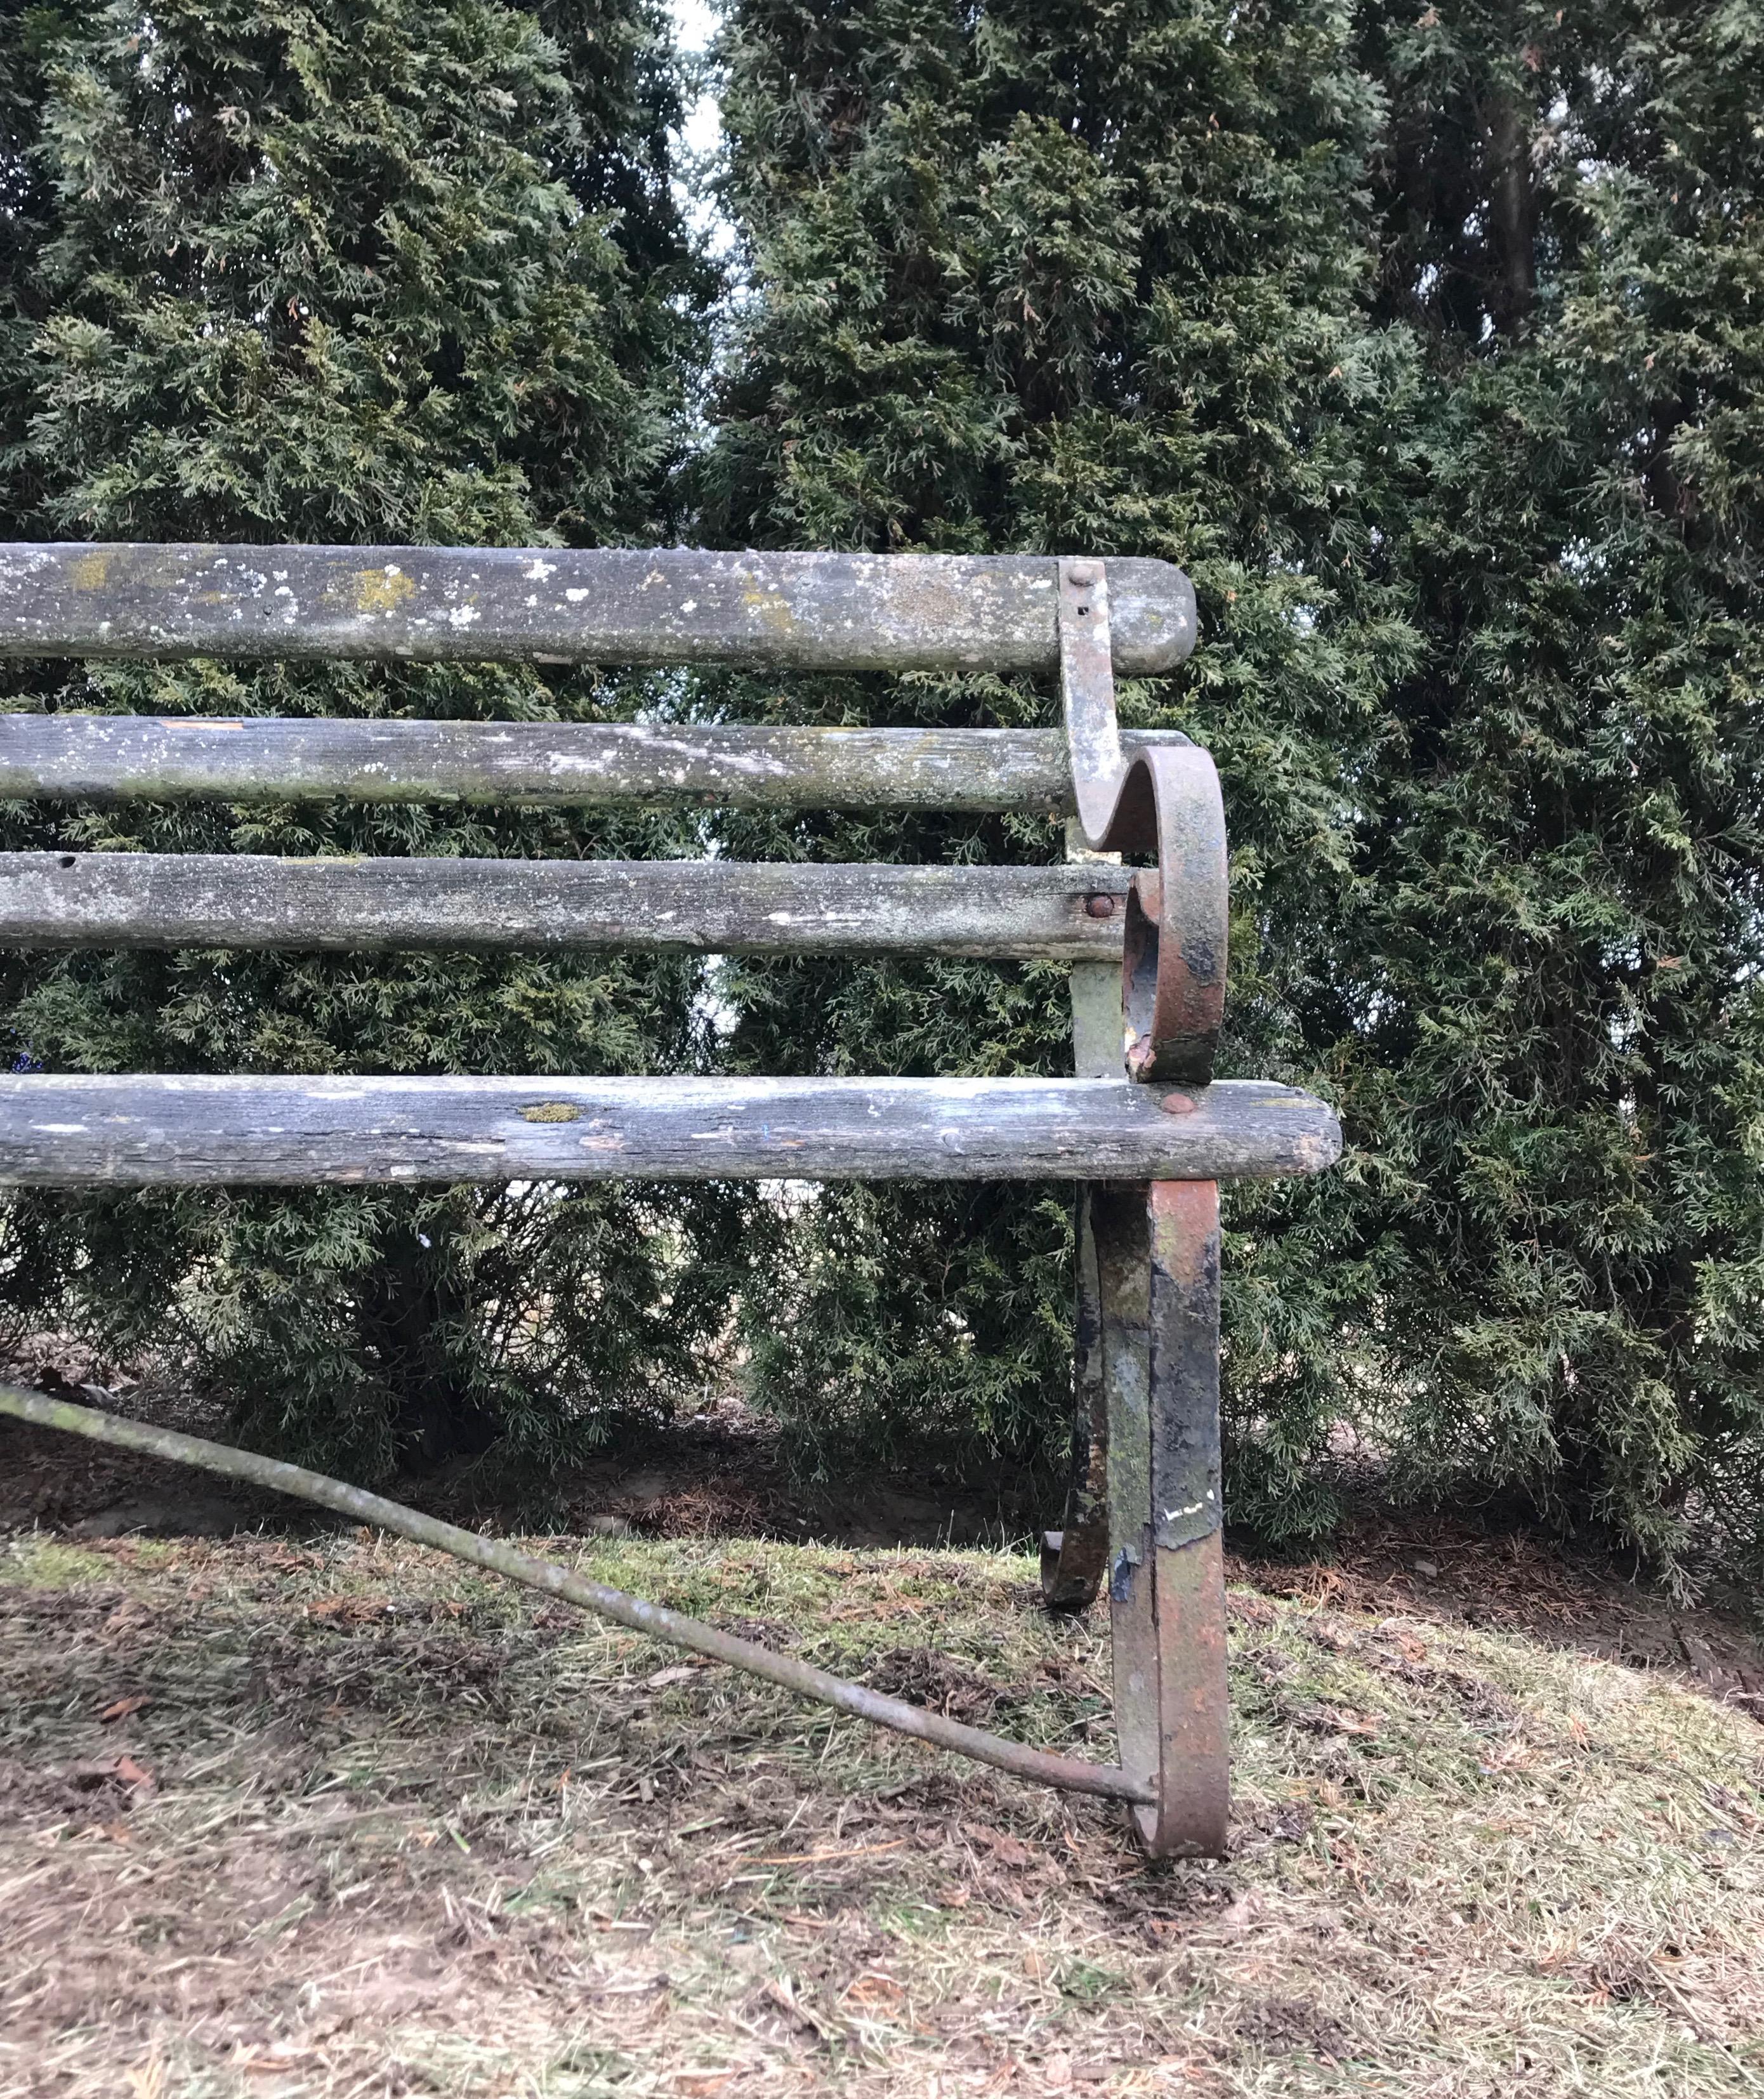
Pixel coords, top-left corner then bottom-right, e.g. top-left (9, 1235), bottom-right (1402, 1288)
top-left (0, 546), bottom-right (1197, 673)
top-left (0, 1076), bottom-right (1341, 1186)
top-left (0, 716), bottom-right (1191, 813)
top-left (0, 851), bottom-right (1135, 960)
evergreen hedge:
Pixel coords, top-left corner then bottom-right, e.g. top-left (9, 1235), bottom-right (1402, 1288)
top-left (1344, 0), bottom-right (1764, 1581)
top-left (0, 0), bottom-right (1757, 1591)
top-left (701, 0), bottom-right (1764, 1589)
top-left (0, 0), bottom-right (728, 1479)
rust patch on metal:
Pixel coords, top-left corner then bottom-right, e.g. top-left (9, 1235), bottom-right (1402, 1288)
top-left (1147, 1180), bottom-right (1222, 1553)
top-left (1132, 1531), bottom-right (1230, 1858)
top-left (1058, 565), bottom-right (1227, 1086)
top-left (1150, 1178), bottom-right (1218, 1287)
top-left (1105, 1180), bottom-right (1228, 1860)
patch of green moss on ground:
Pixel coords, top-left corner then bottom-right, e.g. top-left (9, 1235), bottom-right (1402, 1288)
top-left (0, 1536), bottom-right (114, 1588)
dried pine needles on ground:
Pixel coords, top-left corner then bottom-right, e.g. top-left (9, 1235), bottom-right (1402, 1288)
top-left (1, 1527), bottom-right (1760, 2097)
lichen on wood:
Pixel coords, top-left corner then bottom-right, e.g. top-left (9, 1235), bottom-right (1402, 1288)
top-left (0, 716), bottom-right (1195, 813)
top-left (0, 850), bottom-right (1134, 960)
top-left (0, 546), bottom-right (1197, 673)
top-left (0, 1074), bottom-right (1341, 1185)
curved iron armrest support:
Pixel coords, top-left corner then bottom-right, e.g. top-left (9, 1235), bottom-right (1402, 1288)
top-left (1046, 558), bottom-right (1234, 1859)
top-left (1056, 559), bottom-right (1226, 1086)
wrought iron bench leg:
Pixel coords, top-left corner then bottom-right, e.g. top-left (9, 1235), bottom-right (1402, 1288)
top-left (1041, 1186), bottom-right (1112, 1610)
top-left (1094, 1178), bottom-right (1228, 1857)
top-left (1040, 938), bottom-right (1122, 1613)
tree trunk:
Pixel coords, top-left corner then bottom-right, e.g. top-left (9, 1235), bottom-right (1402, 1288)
top-left (1484, 94), bottom-right (1534, 333)
top-left (360, 1234), bottom-right (500, 1470)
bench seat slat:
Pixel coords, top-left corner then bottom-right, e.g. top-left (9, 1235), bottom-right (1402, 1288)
top-left (0, 1077), bottom-right (1338, 1186)
top-left (0, 852), bottom-right (1131, 960)
top-left (0, 546), bottom-right (1196, 674)
top-left (0, 717), bottom-right (1189, 813)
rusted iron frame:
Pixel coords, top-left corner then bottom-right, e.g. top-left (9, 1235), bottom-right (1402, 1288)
top-left (1041, 824), bottom-right (1122, 1612)
top-left (1048, 1181), bottom-right (1228, 1857)
top-left (0, 1384), bottom-right (1156, 1807)
top-left (1106, 1180), bottom-right (1229, 1857)
top-left (1056, 560), bottom-right (1226, 1088)
top-left (1044, 560), bottom-right (1230, 1614)
top-left (1044, 560), bottom-right (1232, 1859)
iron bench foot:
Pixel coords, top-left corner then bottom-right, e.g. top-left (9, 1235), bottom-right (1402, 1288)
top-left (1084, 1178), bottom-right (1230, 1859)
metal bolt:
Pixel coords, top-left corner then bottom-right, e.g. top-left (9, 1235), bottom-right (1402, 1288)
top-left (1161, 1092), bottom-right (1197, 1115)
top-left (1066, 560), bottom-right (1098, 588)
top-left (1085, 893), bottom-right (1117, 919)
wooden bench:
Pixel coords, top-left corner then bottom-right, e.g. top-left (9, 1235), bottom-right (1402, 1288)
top-left (0, 544), bottom-right (1339, 1856)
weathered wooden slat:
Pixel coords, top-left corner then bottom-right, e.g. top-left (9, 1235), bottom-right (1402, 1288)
top-left (0, 1076), bottom-right (1339, 1186)
top-left (0, 852), bottom-right (1133, 961)
top-left (0, 716), bottom-right (1191, 813)
top-left (0, 546), bottom-right (1197, 674)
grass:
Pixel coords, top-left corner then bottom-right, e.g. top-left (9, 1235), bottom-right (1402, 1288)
top-left (0, 1523), bottom-right (1760, 2096)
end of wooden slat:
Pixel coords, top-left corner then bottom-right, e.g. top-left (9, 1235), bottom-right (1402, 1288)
top-left (1105, 559), bottom-right (1200, 675)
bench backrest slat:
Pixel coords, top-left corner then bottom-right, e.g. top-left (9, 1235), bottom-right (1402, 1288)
top-left (0, 546), bottom-right (1196, 674)
top-left (0, 718), bottom-right (1190, 813)
top-left (0, 852), bottom-right (1131, 961)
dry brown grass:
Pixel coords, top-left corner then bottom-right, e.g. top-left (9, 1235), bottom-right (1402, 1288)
top-left (1, 1525), bottom-right (1759, 2097)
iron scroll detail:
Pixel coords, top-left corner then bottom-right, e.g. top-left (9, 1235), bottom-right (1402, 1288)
top-left (1057, 559), bottom-right (1226, 1086)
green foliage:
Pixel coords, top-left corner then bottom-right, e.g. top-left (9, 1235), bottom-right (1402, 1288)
top-left (703, 0), bottom-right (1764, 1588)
top-left (0, 0), bottom-right (1757, 1589)
top-left (697, 0), bottom-right (1417, 1496)
top-left (1335, 0), bottom-right (1764, 1580)
top-left (0, 0), bottom-right (723, 1476)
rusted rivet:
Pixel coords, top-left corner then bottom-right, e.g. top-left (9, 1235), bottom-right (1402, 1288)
top-left (1066, 560), bottom-right (1098, 588)
top-left (1161, 1092), bottom-right (1197, 1115)
top-left (1084, 892), bottom-right (1117, 919)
